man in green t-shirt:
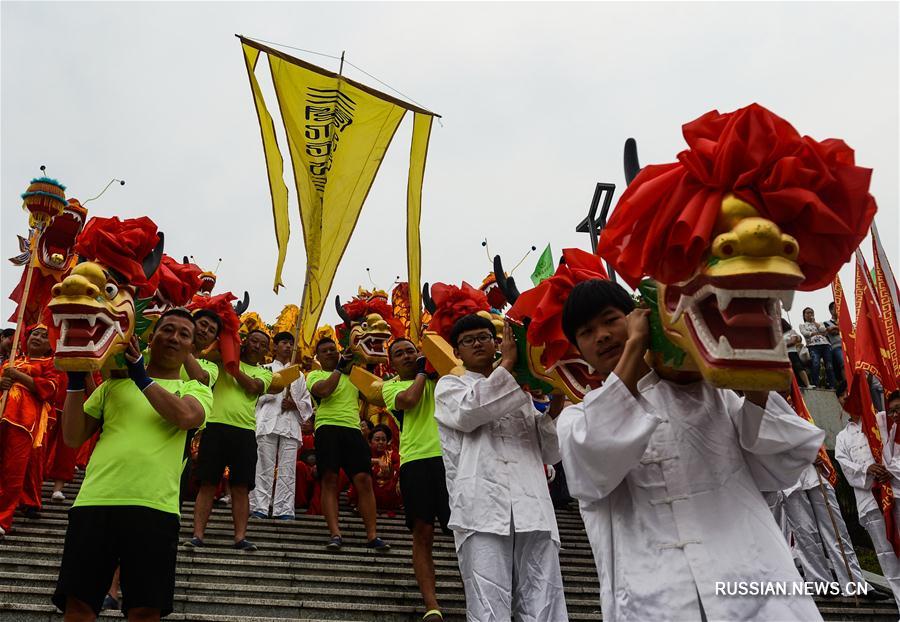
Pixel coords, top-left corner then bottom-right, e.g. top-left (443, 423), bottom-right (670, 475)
top-left (178, 309), bottom-right (222, 504)
top-left (53, 308), bottom-right (212, 620)
top-left (382, 338), bottom-right (450, 622)
top-left (183, 309), bottom-right (221, 387)
top-left (187, 329), bottom-right (272, 552)
top-left (308, 337), bottom-right (390, 552)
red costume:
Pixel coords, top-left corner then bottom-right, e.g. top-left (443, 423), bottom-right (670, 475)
top-left (0, 354), bottom-right (61, 531)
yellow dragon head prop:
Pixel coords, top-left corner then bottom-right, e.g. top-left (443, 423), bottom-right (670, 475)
top-left (598, 104), bottom-right (877, 391)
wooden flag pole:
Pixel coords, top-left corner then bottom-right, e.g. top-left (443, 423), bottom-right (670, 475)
top-left (815, 468), bottom-right (858, 606)
top-left (0, 228), bottom-right (40, 419)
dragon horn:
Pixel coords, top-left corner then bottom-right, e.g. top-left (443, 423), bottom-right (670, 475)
top-left (493, 255), bottom-right (520, 305)
top-left (422, 283), bottom-right (436, 314)
top-left (234, 291), bottom-right (250, 315)
top-left (182, 255), bottom-right (189, 264)
top-left (335, 296), bottom-right (352, 324)
top-left (624, 138), bottom-right (641, 186)
top-left (142, 232), bottom-right (165, 280)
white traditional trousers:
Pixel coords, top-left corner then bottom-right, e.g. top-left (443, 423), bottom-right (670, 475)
top-left (785, 484), bottom-right (865, 592)
top-left (455, 524), bottom-right (567, 622)
top-left (249, 433), bottom-right (298, 518)
top-left (861, 508), bottom-right (900, 608)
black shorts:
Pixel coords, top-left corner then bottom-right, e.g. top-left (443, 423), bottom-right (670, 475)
top-left (52, 505), bottom-right (179, 617)
top-left (314, 424), bottom-right (371, 478)
top-left (400, 456), bottom-right (451, 534)
top-left (195, 422), bottom-right (257, 488)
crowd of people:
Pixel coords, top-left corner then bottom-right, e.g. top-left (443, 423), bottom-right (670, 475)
top-left (783, 304), bottom-right (848, 392)
top-left (2, 275), bottom-right (899, 622)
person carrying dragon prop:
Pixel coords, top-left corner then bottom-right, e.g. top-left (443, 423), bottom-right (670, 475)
top-left (335, 288), bottom-right (406, 437)
top-left (553, 102), bottom-right (876, 621)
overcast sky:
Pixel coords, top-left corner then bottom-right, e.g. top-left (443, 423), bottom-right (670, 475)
top-left (2, 2), bottom-right (897, 332)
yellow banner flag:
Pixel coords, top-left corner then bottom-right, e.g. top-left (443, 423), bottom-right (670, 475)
top-left (238, 37), bottom-right (438, 353)
top-left (241, 44), bottom-right (290, 292)
top-left (407, 113), bottom-right (433, 343)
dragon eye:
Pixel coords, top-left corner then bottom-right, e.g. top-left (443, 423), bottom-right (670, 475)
top-left (104, 282), bottom-right (119, 299)
top-left (361, 322), bottom-right (369, 330)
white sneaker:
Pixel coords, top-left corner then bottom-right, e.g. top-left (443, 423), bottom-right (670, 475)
top-left (51, 491), bottom-right (66, 502)
top-left (220, 495), bottom-right (231, 506)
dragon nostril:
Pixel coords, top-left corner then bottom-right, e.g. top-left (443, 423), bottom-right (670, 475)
top-left (721, 244), bottom-right (733, 256)
top-left (783, 243), bottom-right (794, 256)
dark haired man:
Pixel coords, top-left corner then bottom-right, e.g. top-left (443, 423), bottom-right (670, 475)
top-left (382, 338), bottom-right (450, 621)
top-left (434, 314), bottom-right (567, 621)
top-left (556, 278), bottom-right (824, 620)
top-left (250, 332), bottom-right (313, 520)
top-left (307, 338), bottom-right (389, 551)
top-left (184, 309), bottom-right (222, 387)
top-left (53, 308), bottom-right (212, 620)
top-left (188, 329), bottom-right (272, 552)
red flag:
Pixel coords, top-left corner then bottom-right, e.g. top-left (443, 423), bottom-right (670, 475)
top-left (871, 228), bottom-right (900, 385)
top-left (789, 376), bottom-right (838, 487)
top-left (832, 274), bottom-right (856, 373)
top-left (854, 251), bottom-right (898, 393)
top-left (844, 370), bottom-right (900, 555)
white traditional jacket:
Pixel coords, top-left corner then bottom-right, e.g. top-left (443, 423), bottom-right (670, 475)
top-left (254, 359), bottom-right (313, 441)
top-left (558, 371), bottom-right (824, 622)
top-left (835, 418), bottom-right (893, 517)
top-left (434, 367), bottom-right (561, 549)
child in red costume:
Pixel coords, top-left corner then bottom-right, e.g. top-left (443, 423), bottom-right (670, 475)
top-left (0, 324), bottom-right (61, 536)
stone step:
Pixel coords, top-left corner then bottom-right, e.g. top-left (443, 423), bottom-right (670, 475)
top-left (0, 570), bottom-right (600, 597)
top-left (5, 516), bottom-right (597, 557)
top-left (0, 583), bottom-right (602, 613)
top-left (10, 475), bottom-right (896, 622)
top-left (0, 602), bottom-right (371, 622)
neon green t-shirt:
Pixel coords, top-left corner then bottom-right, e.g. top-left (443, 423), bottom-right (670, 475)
top-left (307, 369), bottom-right (360, 431)
top-left (180, 357), bottom-right (220, 387)
top-left (75, 377), bottom-right (213, 515)
top-left (206, 361), bottom-right (272, 430)
top-left (381, 376), bottom-right (442, 466)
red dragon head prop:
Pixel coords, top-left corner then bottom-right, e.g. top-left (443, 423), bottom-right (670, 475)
top-left (48, 216), bottom-right (164, 371)
top-left (597, 103), bottom-right (877, 391)
top-left (8, 198), bottom-right (88, 326)
top-left (503, 248), bottom-right (609, 401)
top-left (142, 254), bottom-right (204, 334)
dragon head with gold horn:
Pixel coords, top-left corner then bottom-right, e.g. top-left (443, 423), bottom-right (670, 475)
top-left (142, 254), bottom-right (204, 335)
top-left (48, 216), bottom-right (165, 371)
top-left (334, 289), bottom-right (404, 368)
top-left (497, 248), bottom-right (609, 402)
top-left (598, 103), bottom-right (877, 391)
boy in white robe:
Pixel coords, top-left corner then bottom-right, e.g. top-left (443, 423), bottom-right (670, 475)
top-left (556, 279), bottom-right (825, 621)
top-left (434, 314), bottom-right (567, 622)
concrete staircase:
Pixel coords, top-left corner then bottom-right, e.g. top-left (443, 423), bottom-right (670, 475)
top-left (0, 473), bottom-right (897, 621)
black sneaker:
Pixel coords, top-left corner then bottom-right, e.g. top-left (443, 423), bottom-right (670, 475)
top-left (366, 537), bottom-right (391, 552)
top-left (182, 537), bottom-right (204, 549)
top-left (233, 539), bottom-right (258, 551)
top-left (22, 507), bottom-right (40, 520)
top-left (325, 535), bottom-right (343, 551)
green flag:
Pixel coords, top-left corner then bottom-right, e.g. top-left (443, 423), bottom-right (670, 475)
top-left (530, 244), bottom-right (554, 286)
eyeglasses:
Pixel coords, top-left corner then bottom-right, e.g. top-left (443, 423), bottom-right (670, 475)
top-left (457, 333), bottom-right (495, 348)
